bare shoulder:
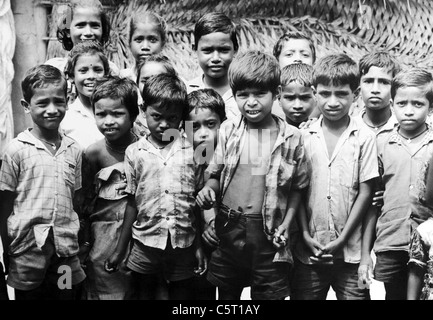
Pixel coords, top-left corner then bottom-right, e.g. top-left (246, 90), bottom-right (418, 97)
top-left (84, 139), bottom-right (106, 164)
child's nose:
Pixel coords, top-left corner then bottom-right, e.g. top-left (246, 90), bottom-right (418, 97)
top-left (293, 99), bottom-right (303, 110)
top-left (372, 80), bottom-right (380, 92)
top-left (211, 51), bottom-right (221, 62)
top-left (82, 25), bottom-right (94, 38)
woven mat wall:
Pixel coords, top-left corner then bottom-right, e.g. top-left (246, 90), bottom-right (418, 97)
top-left (46, 0), bottom-right (433, 81)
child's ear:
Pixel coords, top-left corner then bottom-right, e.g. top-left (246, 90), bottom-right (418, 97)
top-left (277, 85), bottom-right (282, 98)
top-left (21, 99), bottom-right (30, 113)
top-left (353, 87), bottom-right (361, 102)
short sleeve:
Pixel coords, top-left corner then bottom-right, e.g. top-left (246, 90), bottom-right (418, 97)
top-left (124, 147), bottom-right (137, 195)
top-left (359, 131), bottom-right (379, 183)
top-left (291, 134), bottom-right (310, 190)
top-left (408, 229), bottom-right (428, 269)
top-left (0, 146), bottom-right (19, 192)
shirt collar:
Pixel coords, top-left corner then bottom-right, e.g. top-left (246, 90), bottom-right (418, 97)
top-left (388, 124), bottom-right (433, 145)
top-left (308, 115), bottom-right (359, 135)
top-left (18, 129), bottom-right (75, 151)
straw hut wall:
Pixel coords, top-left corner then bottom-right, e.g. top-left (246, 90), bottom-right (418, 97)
top-left (45, 0), bottom-right (433, 81)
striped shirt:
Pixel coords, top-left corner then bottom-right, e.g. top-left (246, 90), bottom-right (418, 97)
top-left (0, 129), bottom-right (82, 256)
top-left (205, 115), bottom-right (309, 263)
top-left (125, 133), bottom-right (198, 250)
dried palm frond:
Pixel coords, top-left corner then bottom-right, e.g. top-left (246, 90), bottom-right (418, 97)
top-left (46, 0), bottom-right (433, 81)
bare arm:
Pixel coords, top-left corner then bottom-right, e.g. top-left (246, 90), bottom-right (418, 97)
top-left (196, 178), bottom-right (220, 210)
top-left (324, 179), bottom-right (374, 254)
top-left (407, 264), bottom-right (425, 300)
top-left (274, 190), bottom-right (302, 248)
top-left (105, 195), bottom-right (137, 272)
top-left (0, 190), bottom-right (16, 272)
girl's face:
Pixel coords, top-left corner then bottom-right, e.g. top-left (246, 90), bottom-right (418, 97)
top-left (130, 22), bottom-right (164, 63)
top-left (73, 54), bottom-right (106, 98)
top-left (94, 98), bottom-right (132, 142)
top-left (138, 61), bottom-right (168, 95)
top-left (70, 7), bottom-right (103, 46)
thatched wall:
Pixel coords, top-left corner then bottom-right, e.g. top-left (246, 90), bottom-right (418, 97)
top-left (46, 0), bottom-right (433, 81)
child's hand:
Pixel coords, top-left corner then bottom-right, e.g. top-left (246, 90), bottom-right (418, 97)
top-left (372, 190), bottom-right (384, 207)
top-left (78, 242), bottom-right (91, 269)
top-left (104, 252), bottom-right (122, 273)
top-left (196, 186), bottom-right (216, 210)
top-left (194, 246), bottom-right (208, 277)
top-left (202, 220), bottom-right (219, 248)
top-left (358, 263), bottom-right (373, 289)
top-left (272, 227), bottom-right (288, 249)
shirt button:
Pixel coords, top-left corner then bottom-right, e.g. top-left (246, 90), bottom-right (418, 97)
top-left (166, 217), bottom-right (169, 220)
top-left (327, 196), bottom-right (331, 200)
top-left (165, 190), bottom-right (169, 194)
top-left (163, 162), bottom-right (167, 166)
top-left (409, 185), bottom-right (413, 190)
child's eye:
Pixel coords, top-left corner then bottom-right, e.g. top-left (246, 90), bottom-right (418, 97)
top-left (149, 37), bottom-right (159, 43)
top-left (379, 79), bottom-right (391, 85)
top-left (363, 79), bottom-right (373, 84)
top-left (152, 114), bottom-right (161, 120)
top-left (207, 121), bottom-right (216, 129)
top-left (192, 123), bottom-right (200, 131)
top-left (90, 23), bottom-right (101, 29)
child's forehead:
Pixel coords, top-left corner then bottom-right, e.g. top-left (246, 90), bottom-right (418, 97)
top-left (148, 103), bottom-right (183, 114)
top-left (361, 66), bottom-right (393, 78)
top-left (281, 81), bottom-right (313, 92)
top-left (198, 32), bottom-right (234, 46)
top-left (281, 38), bottom-right (312, 51)
top-left (394, 86), bottom-right (429, 99)
top-left (316, 82), bottom-right (353, 92)
top-left (72, 7), bottom-right (102, 22)
top-left (94, 97), bottom-right (125, 108)
top-left (188, 107), bottom-right (220, 120)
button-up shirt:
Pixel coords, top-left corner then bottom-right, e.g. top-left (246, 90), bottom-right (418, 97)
top-left (205, 115), bottom-right (309, 263)
top-left (0, 129), bottom-right (82, 256)
top-left (295, 116), bottom-right (379, 264)
top-left (187, 75), bottom-right (240, 120)
top-left (125, 134), bottom-right (198, 250)
top-left (374, 126), bottom-right (433, 253)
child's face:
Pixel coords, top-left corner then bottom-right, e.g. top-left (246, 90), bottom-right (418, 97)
top-left (21, 83), bottom-right (67, 132)
top-left (187, 108), bottom-right (221, 150)
top-left (94, 98), bottom-right (132, 142)
top-left (70, 7), bottom-right (103, 46)
top-left (315, 83), bottom-right (357, 122)
top-left (235, 88), bottom-right (276, 125)
top-left (138, 62), bottom-right (168, 96)
top-left (130, 23), bottom-right (164, 63)
top-left (278, 39), bottom-right (314, 68)
top-left (360, 66), bottom-right (393, 111)
top-left (145, 104), bottom-right (183, 144)
top-left (73, 54), bottom-right (106, 98)
top-left (393, 86), bottom-right (430, 135)
top-left (279, 82), bottom-right (316, 125)
top-left (196, 32), bottom-right (235, 80)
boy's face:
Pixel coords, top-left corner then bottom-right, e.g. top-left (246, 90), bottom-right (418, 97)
top-left (21, 83), bottom-right (67, 132)
top-left (360, 66), bottom-right (393, 111)
top-left (145, 104), bottom-right (183, 144)
top-left (278, 39), bottom-right (314, 68)
top-left (187, 108), bottom-right (221, 150)
top-left (130, 22), bottom-right (164, 63)
top-left (138, 62), bottom-right (168, 96)
top-left (279, 82), bottom-right (316, 125)
top-left (235, 88), bottom-right (276, 125)
top-left (73, 54), bottom-right (105, 98)
top-left (393, 86), bottom-right (430, 135)
top-left (196, 32), bottom-right (235, 80)
top-left (94, 98), bottom-right (132, 142)
top-left (315, 83), bottom-right (358, 122)
top-left (70, 7), bottom-right (103, 46)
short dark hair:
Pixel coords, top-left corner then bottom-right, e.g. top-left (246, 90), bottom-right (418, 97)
top-left (229, 50), bottom-right (280, 95)
top-left (359, 51), bottom-right (401, 78)
top-left (391, 67), bottom-right (433, 108)
top-left (136, 53), bottom-right (177, 84)
top-left (280, 63), bottom-right (314, 87)
top-left (91, 76), bottom-right (140, 123)
top-left (313, 54), bottom-right (359, 92)
top-left (64, 40), bottom-right (110, 79)
top-left (22, 64), bottom-right (67, 103)
top-left (141, 73), bottom-right (189, 120)
top-left (187, 88), bottom-right (226, 122)
top-left (56, 0), bottom-right (111, 51)
top-left (273, 31), bottom-right (316, 63)
top-left (193, 12), bottom-right (238, 52)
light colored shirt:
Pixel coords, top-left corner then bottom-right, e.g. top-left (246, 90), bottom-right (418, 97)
top-left (374, 126), bottom-right (433, 253)
top-left (187, 75), bottom-right (240, 120)
top-left (0, 129), bottom-right (82, 256)
top-left (124, 134), bottom-right (198, 250)
top-left (295, 116), bottom-right (379, 264)
top-left (205, 115), bottom-right (310, 263)
top-left (60, 97), bottom-right (104, 151)
top-left (354, 108), bottom-right (399, 136)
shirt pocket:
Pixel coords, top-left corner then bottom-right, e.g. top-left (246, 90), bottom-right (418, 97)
top-left (63, 157), bottom-right (77, 188)
top-left (338, 153), bottom-right (359, 189)
top-left (277, 159), bottom-right (295, 191)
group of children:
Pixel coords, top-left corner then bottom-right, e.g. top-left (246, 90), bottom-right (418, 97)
top-left (0, 0), bottom-right (432, 301)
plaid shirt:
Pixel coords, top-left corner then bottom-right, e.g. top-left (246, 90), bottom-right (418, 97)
top-left (374, 125), bottom-right (433, 253)
top-left (125, 133), bottom-right (198, 250)
top-left (205, 115), bottom-right (309, 263)
top-left (0, 129), bottom-right (82, 256)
